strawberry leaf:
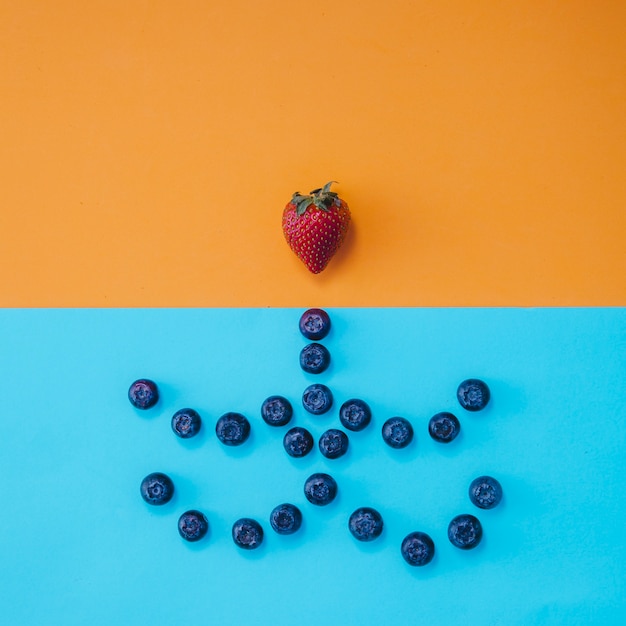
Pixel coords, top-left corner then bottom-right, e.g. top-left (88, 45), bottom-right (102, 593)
top-left (321, 181), bottom-right (338, 194)
top-left (291, 181), bottom-right (342, 216)
top-left (313, 197), bottom-right (330, 211)
top-left (296, 197), bottom-right (313, 216)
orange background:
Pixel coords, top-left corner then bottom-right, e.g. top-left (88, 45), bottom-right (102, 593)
top-left (1, 0), bottom-right (624, 307)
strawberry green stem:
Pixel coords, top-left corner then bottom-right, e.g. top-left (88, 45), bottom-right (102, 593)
top-left (292, 181), bottom-right (341, 216)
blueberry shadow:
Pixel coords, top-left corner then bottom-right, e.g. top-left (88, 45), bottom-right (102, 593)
top-left (341, 417), bottom-right (380, 454)
top-left (295, 513), bottom-right (312, 542)
top-left (142, 499), bottom-right (176, 518)
top-left (303, 481), bottom-right (343, 514)
top-left (299, 496), bottom-right (343, 543)
top-left (403, 546), bottom-right (442, 579)
top-left (380, 435), bottom-right (419, 463)
top-left (131, 398), bottom-right (163, 420)
top-left (438, 514), bottom-right (488, 575)
top-left (476, 473), bottom-right (530, 560)
top-left (299, 352), bottom-right (336, 380)
top-left (447, 527), bottom-right (487, 559)
top-left (285, 449), bottom-right (318, 471)
top-left (231, 527), bottom-right (268, 561)
top-left (348, 525), bottom-right (389, 555)
top-left (258, 415), bottom-right (296, 432)
top-left (468, 492), bottom-right (507, 515)
top-left (171, 420), bottom-right (208, 451)
top-left (268, 517), bottom-right (308, 550)
top-left (426, 428), bottom-right (466, 458)
top-left (459, 379), bottom-right (526, 421)
top-left (139, 471), bottom-right (187, 518)
top-left (300, 406), bottom-right (337, 424)
top-left (318, 437), bottom-right (353, 467)
top-left (298, 383), bottom-right (337, 421)
top-left (215, 424), bottom-right (258, 459)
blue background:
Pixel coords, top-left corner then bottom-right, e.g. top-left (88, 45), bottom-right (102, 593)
top-left (1, 308), bottom-right (625, 625)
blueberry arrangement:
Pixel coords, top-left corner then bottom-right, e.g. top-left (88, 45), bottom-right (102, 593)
top-left (132, 309), bottom-right (503, 566)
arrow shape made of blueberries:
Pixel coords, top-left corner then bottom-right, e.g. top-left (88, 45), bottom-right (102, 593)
top-left (130, 309), bottom-right (502, 567)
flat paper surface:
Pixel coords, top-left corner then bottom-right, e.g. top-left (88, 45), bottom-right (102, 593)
top-left (2, 0), bottom-right (625, 306)
top-left (1, 308), bottom-right (624, 624)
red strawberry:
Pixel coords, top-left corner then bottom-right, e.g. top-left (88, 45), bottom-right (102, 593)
top-left (282, 181), bottom-right (351, 274)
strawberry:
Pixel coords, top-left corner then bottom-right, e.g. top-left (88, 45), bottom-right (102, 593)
top-left (282, 181), bottom-right (351, 274)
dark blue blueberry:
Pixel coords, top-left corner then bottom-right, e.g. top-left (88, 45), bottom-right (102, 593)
top-left (457, 378), bottom-right (490, 412)
top-left (469, 476), bottom-right (503, 510)
top-left (269, 503), bottom-right (303, 535)
top-left (215, 412), bottom-right (251, 446)
top-left (232, 517), bottom-right (264, 550)
top-left (339, 398), bottom-right (372, 432)
top-left (428, 412), bottom-right (461, 444)
top-left (299, 308), bottom-right (331, 340)
top-left (140, 472), bottom-right (174, 505)
top-left (261, 395), bottom-right (293, 427)
top-left (128, 379), bottom-right (159, 410)
top-left (401, 531), bottom-right (435, 566)
top-left (348, 507), bottom-right (384, 542)
top-left (448, 514), bottom-right (483, 550)
top-left (318, 428), bottom-right (349, 459)
top-left (302, 384), bottom-right (333, 415)
top-left (381, 417), bottom-right (414, 449)
top-left (300, 343), bottom-right (331, 374)
top-left (283, 426), bottom-right (314, 458)
top-left (171, 408), bottom-right (202, 438)
top-left (178, 510), bottom-right (209, 542)
top-left (304, 472), bottom-right (337, 506)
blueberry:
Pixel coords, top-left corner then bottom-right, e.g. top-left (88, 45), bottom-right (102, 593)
top-left (302, 384), bottom-right (333, 415)
top-left (448, 514), bottom-right (483, 550)
top-left (171, 408), bottom-right (202, 439)
top-left (401, 531), bottom-right (435, 566)
top-left (128, 379), bottom-right (159, 410)
top-left (299, 308), bottom-right (331, 340)
top-left (300, 343), bottom-right (331, 374)
top-left (261, 395), bottom-right (293, 427)
top-left (215, 412), bottom-right (251, 446)
top-left (339, 399), bottom-right (372, 432)
top-left (140, 472), bottom-right (174, 505)
top-left (348, 507), bottom-right (384, 542)
top-left (457, 378), bottom-right (490, 411)
top-left (381, 417), bottom-right (414, 449)
top-left (469, 476), bottom-right (503, 510)
top-left (269, 503), bottom-right (303, 535)
top-left (304, 472), bottom-right (337, 506)
top-left (232, 517), bottom-right (264, 550)
top-left (318, 428), bottom-right (349, 459)
top-left (178, 510), bottom-right (209, 542)
top-left (428, 412), bottom-right (461, 444)
top-left (283, 426), bottom-right (314, 458)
